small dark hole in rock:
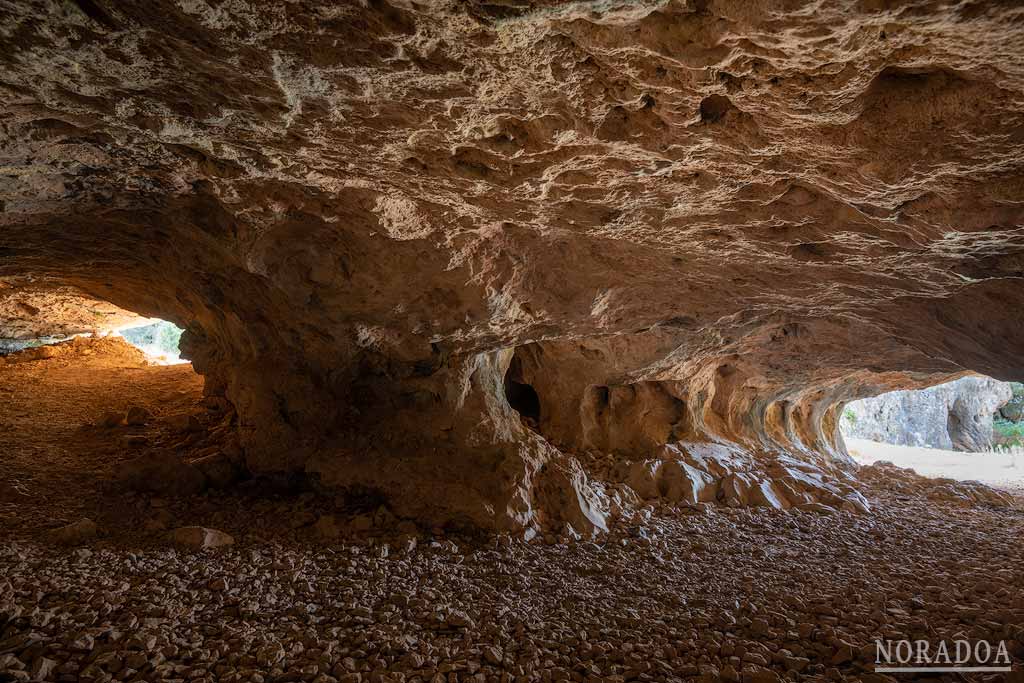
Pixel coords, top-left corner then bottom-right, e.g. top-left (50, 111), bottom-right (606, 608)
top-left (505, 378), bottom-right (540, 422)
top-left (699, 94), bottom-right (732, 123)
top-left (504, 356), bottom-right (541, 423)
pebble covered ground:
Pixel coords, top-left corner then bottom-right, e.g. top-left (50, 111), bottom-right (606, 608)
top-left (2, 484), bottom-right (1023, 683)
top-left (3, 342), bottom-right (1024, 683)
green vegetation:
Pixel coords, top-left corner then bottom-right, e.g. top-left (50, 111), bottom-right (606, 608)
top-left (993, 417), bottom-right (1024, 448)
top-left (992, 382), bottom-right (1024, 448)
top-left (842, 408), bottom-right (857, 425)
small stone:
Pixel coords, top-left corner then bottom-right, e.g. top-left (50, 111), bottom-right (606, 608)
top-left (45, 518), bottom-right (97, 545)
top-left (125, 406), bottom-right (151, 426)
top-left (30, 657), bottom-right (58, 680)
top-left (831, 642), bottom-right (855, 665)
top-left (98, 411), bottom-right (123, 428)
top-left (743, 669), bottom-right (782, 683)
top-left (168, 526), bottom-right (234, 549)
top-left (256, 643), bottom-right (284, 667)
top-left (446, 609), bottom-right (474, 629)
top-left (0, 656), bottom-right (24, 671)
top-left (482, 646), bottom-right (502, 666)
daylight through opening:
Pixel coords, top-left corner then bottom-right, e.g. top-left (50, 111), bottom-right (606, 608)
top-left (841, 376), bottom-right (1024, 491)
top-left (117, 320), bottom-right (187, 365)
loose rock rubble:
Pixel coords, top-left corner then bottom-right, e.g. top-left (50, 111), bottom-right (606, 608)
top-left (2, 482), bottom-right (1022, 683)
top-left (168, 527), bottom-right (236, 550)
top-left (607, 443), bottom-right (871, 516)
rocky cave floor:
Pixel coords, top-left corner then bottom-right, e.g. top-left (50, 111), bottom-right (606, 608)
top-left (2, 341), bottom-right (1024, 683)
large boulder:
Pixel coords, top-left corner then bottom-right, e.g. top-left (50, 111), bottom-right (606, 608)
top-left (660, 461), bottom-right (717, 505)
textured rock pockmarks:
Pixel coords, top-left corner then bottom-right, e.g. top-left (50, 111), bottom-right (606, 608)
top-left (1, 0), bottom-right (1023, 530)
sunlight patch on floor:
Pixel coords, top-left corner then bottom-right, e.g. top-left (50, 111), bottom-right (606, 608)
top-left (846, 437), bottom-right (1024, 493)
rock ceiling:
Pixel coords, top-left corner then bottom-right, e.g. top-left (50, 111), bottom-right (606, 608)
top-left (1, 0), bottom-right (1023, 529)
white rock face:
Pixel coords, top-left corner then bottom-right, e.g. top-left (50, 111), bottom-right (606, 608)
top-left (842, 377), bottom-right (1013, 452)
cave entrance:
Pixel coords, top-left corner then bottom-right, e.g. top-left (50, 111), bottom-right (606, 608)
top-left (0, 286), bottom-right (241, 541)
top-left (116, 320), bottom-right (187, 365)
top-left (840, 376), bottom-right (1024, 491)
top-left (504, 355), bottom-right (541, 426)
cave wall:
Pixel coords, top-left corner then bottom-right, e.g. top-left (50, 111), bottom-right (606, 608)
top-left (2, 0), bottom-right (1024, 530)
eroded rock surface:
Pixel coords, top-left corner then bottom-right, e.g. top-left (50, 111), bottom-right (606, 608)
top-left (0, 285), bottom-right (149, 344)
top-left (2, 0), bottom-right (1024, 529)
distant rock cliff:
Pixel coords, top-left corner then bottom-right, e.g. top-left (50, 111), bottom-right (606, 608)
top-left (842, 377), bottom-right (1013, 452)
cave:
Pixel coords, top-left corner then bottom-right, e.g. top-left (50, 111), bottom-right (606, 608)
top-left (2, 1), bottom-right (1024, 681)
top-left (504, 357), bottom-right (542, 425)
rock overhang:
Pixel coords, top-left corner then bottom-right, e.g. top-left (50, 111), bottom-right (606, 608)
top-left (2, 0), bottom-right (1023, 530)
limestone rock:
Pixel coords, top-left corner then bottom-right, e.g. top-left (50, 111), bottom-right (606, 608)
top-left (30, 657), bottom-right (58, 681)
top-left (118, 452), bottom-right (206, 497)
top-left (749, 479), bottom-right (790, 510)
top-left (625, 460), bottom-right (662, 500)
top-left (2, 1), bottom-right (1024, 530)
top-left (533, 457), bottom-right (609, 536)
top-left (124, 405), bottom-right (151, 426)
top-left (45, 518), bottom-right (97, 545)
top-left (168, 526), bottom-right (234, 550)
top-left (190, 452), bottom-right (238, 489)
top-left (660, 461), bottom-right (717, 505)
top-left (722, 473), bottom-right (755, 508)
top-left (844, 376), bottom-right (1013, 451)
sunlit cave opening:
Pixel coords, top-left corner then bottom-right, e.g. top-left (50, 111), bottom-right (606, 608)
top-left (0, 318), bottom-right (188, 366)
top-left (841, 376), bottom-right (1024, 491)
top-left (116, 320), bottom-right (187, 365)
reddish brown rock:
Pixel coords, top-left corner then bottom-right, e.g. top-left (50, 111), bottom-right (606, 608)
top-left (1, 1), bottom-right (1022, 530)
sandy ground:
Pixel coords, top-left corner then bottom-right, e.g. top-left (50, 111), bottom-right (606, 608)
top-left (0, 337), bottom-right (209, 538)
top-left (846, 437), bottom-right (1024, 494)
